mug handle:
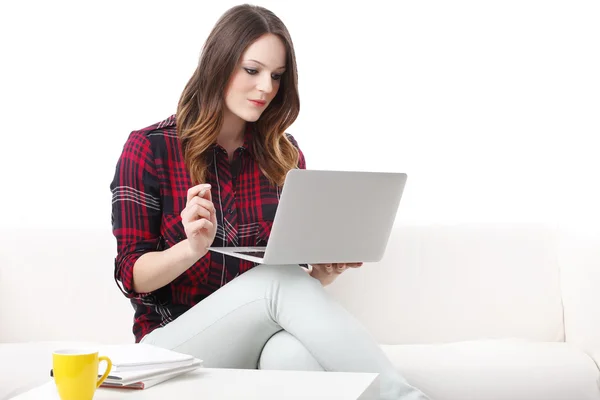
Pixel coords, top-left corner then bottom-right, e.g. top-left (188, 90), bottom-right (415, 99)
top-left (96, 356), bottom-right (113, 388)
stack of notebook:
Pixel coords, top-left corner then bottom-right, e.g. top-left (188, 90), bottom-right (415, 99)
top-left (52, 344), bottom-right (203, 390)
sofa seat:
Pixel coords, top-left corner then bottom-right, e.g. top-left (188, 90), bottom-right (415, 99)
top-left (3, 339), bottom-right (599, 400)
top-left (384, 339), bottom-right (600, 400)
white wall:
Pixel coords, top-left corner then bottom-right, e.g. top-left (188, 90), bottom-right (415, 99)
top-left (0, 0), bottom-right (598, 227)
top-left (0, 0), bottom-right (599, 346)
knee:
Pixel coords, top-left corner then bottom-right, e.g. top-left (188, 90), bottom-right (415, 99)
top-left (258, 330), bottom-right (324, 371)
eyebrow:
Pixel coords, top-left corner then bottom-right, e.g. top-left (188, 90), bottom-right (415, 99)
top-left (246, 59), bottom-right (286, 70)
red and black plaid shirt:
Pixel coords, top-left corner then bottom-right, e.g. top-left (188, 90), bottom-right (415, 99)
top-left (110, 115), bottom-right (306, 342)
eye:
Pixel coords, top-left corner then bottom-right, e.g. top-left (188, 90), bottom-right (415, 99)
top-left (271, 73), bottom-right (283, 81)
top-left (244, 68), bottom-right (258, 75)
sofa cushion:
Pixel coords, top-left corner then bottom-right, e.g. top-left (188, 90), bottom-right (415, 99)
top-left (383, 339), bottom-right (600, 400)
top-left (325, 224), bottom-right (565, 345)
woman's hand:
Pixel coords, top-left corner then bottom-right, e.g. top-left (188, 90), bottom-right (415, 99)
top-left (308, 263), bottom-right (363, 286)
top-left (181, 183), bottom-right (218, 258)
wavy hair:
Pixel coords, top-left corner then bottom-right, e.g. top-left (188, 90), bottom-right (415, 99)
top-left (176, 4), bottom-right (300, 187)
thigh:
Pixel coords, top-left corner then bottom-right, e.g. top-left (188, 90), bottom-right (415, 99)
top-left (259, 331), bottom-right (324, 371)
top-left (140, 264), bottom-right (305, 369)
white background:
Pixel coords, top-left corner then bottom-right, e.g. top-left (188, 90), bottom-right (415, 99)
top-left (0, 0), bottom-right (599, 229)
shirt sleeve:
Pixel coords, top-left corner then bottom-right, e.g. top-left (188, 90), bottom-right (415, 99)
top-left (297, 145), bottom-right (306, 170)
top-left (285, 133), bottom-right (306, 169)
top-left (110, 131), bottom-right (162, 298)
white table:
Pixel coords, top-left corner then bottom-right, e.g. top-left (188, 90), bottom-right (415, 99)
top-left (11, 368), bottom-right (380, 399)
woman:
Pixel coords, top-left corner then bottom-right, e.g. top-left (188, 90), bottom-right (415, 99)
top-left (110, 4), bottom-right (430, 399)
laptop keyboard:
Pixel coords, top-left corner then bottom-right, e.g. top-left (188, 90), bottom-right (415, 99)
top-left (235, 251), bottom-right (266, 257)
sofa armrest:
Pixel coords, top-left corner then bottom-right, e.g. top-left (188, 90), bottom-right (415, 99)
top-left (558, 224), bottom-right (600, 367)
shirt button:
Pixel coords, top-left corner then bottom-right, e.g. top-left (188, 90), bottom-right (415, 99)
top-left (227, 208), bottom-right (234, 214)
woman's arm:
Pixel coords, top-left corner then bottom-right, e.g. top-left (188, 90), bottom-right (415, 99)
top-left (132, 184), bottom-right (217, 294)
top-left (131, 240), bottom-right (206, 293)
top-left (111, 132), bottom-right (214, 297)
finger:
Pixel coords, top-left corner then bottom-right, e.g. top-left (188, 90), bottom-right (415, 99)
top-left (187, 218), bottom-right (214, 235)
top-left (194, 205), bottom-right (212, 220)
top-left (187, 184), bottom-right (212, 204)
top-left (198, 186), bottom-right (213, 202)
top-left (180, 207), bottom-right (188, 221)
top-left (210, 205), bottom-right (218, 225)
top-left (182, 204), bottom-right (211, 222)
top-left (346, 262), bottom-right (363, 268)
top-left (188, 200), bottom-right (216, 221)
top-left (189, 197), bottom-right (216, 215)
top-left (335, 264), bottom-right (347, 273)
top-left (324, 264), bottom-right (333, 274)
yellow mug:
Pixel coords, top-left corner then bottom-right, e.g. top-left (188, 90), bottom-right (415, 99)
top-left (52, 349), bottom-right (112, 400)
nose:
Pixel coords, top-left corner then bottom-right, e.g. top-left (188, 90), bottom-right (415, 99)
top-left (256, 73), bottom-right (273, 94)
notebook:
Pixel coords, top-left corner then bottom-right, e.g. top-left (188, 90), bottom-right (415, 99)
top-left (101, 374), bottom-right (178, 390)
top-left (96, 343), bottom-right (198, 373)
top-left (100, 358), bottom-right (203, 389)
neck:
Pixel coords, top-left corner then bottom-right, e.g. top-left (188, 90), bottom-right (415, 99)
top-left (218, 109), bottom-right (246, 148)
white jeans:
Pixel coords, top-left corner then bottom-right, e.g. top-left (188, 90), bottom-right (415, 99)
top-left (141, 264), bottom-right (429, 400)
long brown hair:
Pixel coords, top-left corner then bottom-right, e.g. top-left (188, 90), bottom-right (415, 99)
top-left (176, 4), bottom-right (300, 187)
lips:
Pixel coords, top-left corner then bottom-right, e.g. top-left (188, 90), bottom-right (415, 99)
top-left (249, 99), bottom-right (266, 106)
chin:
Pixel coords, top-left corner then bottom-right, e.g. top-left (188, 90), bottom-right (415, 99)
top-left (241, 111), bottom-right (263, 122)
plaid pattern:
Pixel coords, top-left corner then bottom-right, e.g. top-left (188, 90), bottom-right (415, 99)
top-left (110, 115), bottom-right (306, 342)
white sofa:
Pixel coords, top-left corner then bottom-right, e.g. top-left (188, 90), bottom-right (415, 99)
top-left (1, 223), bottom-right (599, 399)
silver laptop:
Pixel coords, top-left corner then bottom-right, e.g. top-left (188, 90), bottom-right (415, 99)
top-left (209, 169), bottom-right (407, 265)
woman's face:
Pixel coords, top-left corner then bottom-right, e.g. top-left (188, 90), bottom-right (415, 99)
top-left (224, 33), bottom-right (287, 123)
